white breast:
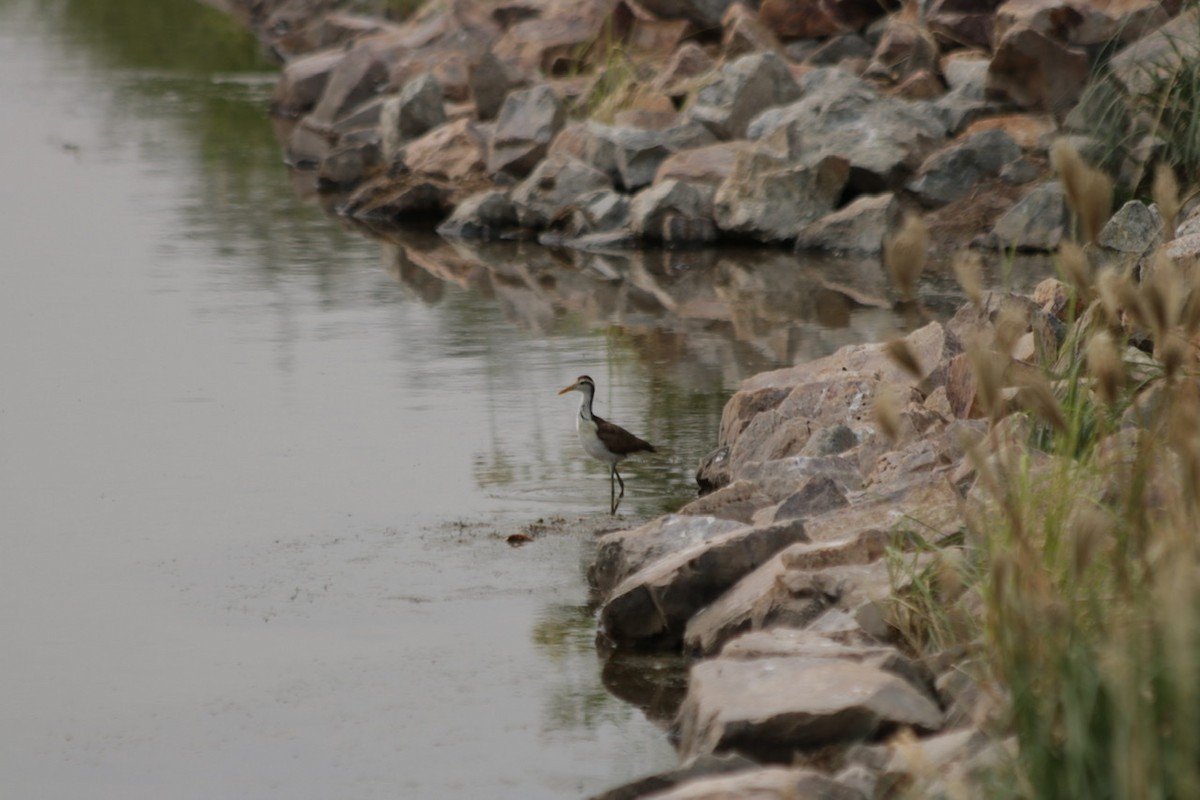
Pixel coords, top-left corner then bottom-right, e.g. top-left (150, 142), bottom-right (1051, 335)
top-left (576, 415), bottom-right (618, 465)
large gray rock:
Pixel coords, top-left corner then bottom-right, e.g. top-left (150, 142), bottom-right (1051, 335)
top-left (795, 193), bottom-right (901, 254)
top-left (986, 27), bottom-right (1089, 114)
top-left (644, 766), bottom-right (863, 800)
top-left (748, 68), bottom-right (945, 192)
top-left (1110, 7), bottom-right (1200, 96)
top-left (270, 49), bottom-right (345, 117)
top-left (436, 190), bottom-right (518, 240)
top-left (589, 514), bottom-right (746, 596)
top-left (636, 0), bottom-right (736, 30)
top-left (630, 180), bottom-right (717, 242)
top-left (714, 149), bottom-right (849, 241)
top-left (720, 321), bottom-right (958, 445)
top-left (568, 122), bottom-right (719, 191)
top-left (380, 73), bottom-right (447, 162)
top-left (509, 153), bottom-right (610, 228)
top-left (600, 519), bottom-right (809, 649)
top-left (589, 753), bottom-right (760, 800)
top-left (468, 49), bottom-right (525, 120)
top-left (676, 656), bottom-right (943, 760)
top-left (684, 532), bottom-right (888, 655)
top-left (986, 181), bottom-right (1067, 251)
top-left (487, 85), bottom-right (566, 178)
top-left (907, 128), bottom-right (1022, 207)
top-left (1098, 200), bottom-right (1164, 255)
top-left (309, 40), bottom-right (390, 125)
top-left (685, 52), bottom-right (802, 140)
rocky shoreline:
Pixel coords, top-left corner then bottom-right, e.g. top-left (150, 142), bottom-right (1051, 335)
top-left (217, 0), bottom-right (1200, 797)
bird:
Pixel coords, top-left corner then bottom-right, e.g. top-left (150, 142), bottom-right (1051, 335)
top-left (558, 375), bottom-right (656, 515)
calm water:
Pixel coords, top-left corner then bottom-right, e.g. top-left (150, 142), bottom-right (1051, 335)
top-left (0, 1), bottom-right (1051, 798)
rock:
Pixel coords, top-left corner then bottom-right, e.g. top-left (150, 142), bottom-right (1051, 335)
top-left (630, 180), bottom-right (717, 241)
top-left (468, 50), bottom-right (526, 120)
top-left (805, 32), bottom-right (874, 64)
top-left (676, 657), bottom-right (943, 760)
top-left (600, 518), bottom-right (809, 649)
top-left (737, 454), bottom-right (866, 502)
top-left (678, 480), bottom-right (776, 524)
top-left (550, 189), bottom-right (632, 237)
top-left (636, 0), bottom-right (735, 28)
top-left (720, 322), bottom-right (959, 450)
top-left (652, 42), bottom-right (718, 98)
top-left (317, 132), bottom-right (383, 190)
top-left (721, 2), bottom-right (782, 58)
top-left (1110, 7), bottom-right (1200, 96)
top-left (907, 128), bottom-right (1023, 207)
top-left (510, 153), bottom-right (611, 228)
top-left (795, 192), bottom-right (901, 254)
top-left (492, 0), bottom-right (632, 74)
top-left (759, 0), bottom-right (885, 39)
top-left (655, 142), bottom-right (752, 187)
top-left (773, 475), bottom-right (850, 521)
top-left (436, 190), bottom-right (518, 240)
top-left (402, 117), bottom-right (487, 180)
top-left (590, 514), bottom-right (747, 596)
top-left (986, 181), bottom-right (1067, 251)
top-left (270, 49), bottom-right (345, 117)
top-left (309, 39), bottom-right (390, 126)
top-left (926, 0), bottom-right (999, 49)
top-left (1098, 200), bottom-right (1164, 255)
top-left (801, 424), bottom-right (859, 456)
top-left (683, 532), bottom-right (889, 655)
top-left (614, 124), bottom-right (718, 191)
top-left (379, 74), bottom-right (446, 160)
top-left (589, 753), bottom-right (760, 800)
top-left (866, 18), bottom-right (939, 84)
top-left (487, 84), bottom-right (566, 178)
top-left (749, 68), bottom-right (945, 192)
top-left (719, 627), bottom-right (931, 692)
top-left (714, 150), bottom-right (850, 241)
top-left (986, 27), bottom-right (1089, 114)
top-left (310, 13), bottom-right (393, 50)
top-left (643, 766), bottom-right (863, 800)
top-left (684, 52), bottom-right (801, 140)
top-left (340, 176), bottom-right (451, 222)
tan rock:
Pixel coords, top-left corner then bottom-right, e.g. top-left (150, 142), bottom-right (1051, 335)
top-left (646, 766), bottom-right (862, 800)
top-left (986, 26), bottom-right (1089, 114)
top-left (403, 118), bottom-right (487, 180)
top-left (676, 657), bottom-right (943, 760)
top-left (678, 480), bottom-right (775, 523)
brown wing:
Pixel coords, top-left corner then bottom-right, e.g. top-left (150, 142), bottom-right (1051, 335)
top-left (593, 414), bottom-right (656, 457)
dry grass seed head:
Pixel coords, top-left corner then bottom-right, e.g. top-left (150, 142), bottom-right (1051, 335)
top-left (966, 333), bottom-right (1005, 419)
top-left (1096, 268), bottom-right (1125, 326)
top-left (1153, 163), bottom-right (1181, 237)
top-left (953, 250), bottom-right (984, 309)
top-left (1051, 138), bottom-right (1113, 244)
top-left (1086, 329), bottom-right (1124, 406)
top-left (873, 384), bottom-right (903, 442)
top-left (994, 302), bottom-right (1029, 358)
top-left (1015, 372), bottom-right (1067, 433)
top-left (1058, 240), bottom-right (1092, 300)
top-left (1140, 248), bottom-right (1184, 342)
top-left (885, 337), bottom-right (924, 381)
top-left (885, 214), bottom-right (929, 302)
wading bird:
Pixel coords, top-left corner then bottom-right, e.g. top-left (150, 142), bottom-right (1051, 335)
top-left (558, 375), bottom-right (656, 514)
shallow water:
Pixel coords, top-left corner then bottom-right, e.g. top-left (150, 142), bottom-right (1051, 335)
top-left (0, 1), bottom-right (1053, 797)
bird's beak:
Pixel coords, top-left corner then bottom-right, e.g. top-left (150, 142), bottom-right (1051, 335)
top-left (557, 381), bottom-right (578, 395)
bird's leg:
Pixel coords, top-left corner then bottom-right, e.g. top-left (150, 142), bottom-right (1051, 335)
top-left (615, 466), bottom-right (625, 499)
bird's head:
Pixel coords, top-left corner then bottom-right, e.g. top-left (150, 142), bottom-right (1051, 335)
top-left (557, 375), bottom-right (595, 396)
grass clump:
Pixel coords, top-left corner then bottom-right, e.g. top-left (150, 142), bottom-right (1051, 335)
top-left (887, 143), bottom-right (1200, 798)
